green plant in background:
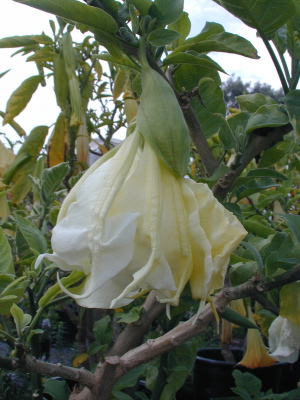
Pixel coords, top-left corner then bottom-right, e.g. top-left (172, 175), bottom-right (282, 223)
top-left (0, 1), bottom-right (300, 400)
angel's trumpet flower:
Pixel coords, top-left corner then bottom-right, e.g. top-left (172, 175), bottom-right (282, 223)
top-left (36, 121), bottom-right (246, 309)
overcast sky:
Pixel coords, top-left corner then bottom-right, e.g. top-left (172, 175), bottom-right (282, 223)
top-left (0, 0), bottom-right (287, 141)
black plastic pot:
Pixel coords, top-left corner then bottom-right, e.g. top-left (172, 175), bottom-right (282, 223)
top-left (193, 348), bottom-right (300, 400)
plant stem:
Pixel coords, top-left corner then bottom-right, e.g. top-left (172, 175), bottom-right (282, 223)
top-left (149, 353), bottom-right (168, 400)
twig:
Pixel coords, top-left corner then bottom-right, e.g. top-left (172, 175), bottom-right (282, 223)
top-left (213, 123), bottom-right (293, 199)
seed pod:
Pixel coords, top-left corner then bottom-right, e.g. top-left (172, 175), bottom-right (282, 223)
top-left (137, 39), bottom-right (189, 177)
top-left (53, 52), bottom-right (68, 111)
top-left (61, 32), bottom-right (83, 126)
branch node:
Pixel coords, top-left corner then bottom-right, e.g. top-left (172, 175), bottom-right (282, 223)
top-left (256, 284), bottom-right (265, 292)
top-left (105, 356), bottom-right (120, 365)
top-left (170, 336), bottom-right (180, 347)
top-left (147, 339), bottom-right (155, 346)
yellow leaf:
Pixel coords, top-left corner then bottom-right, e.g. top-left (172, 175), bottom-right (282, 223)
top-left (280, 282), bottom-right (300, 327)
top-left (48, 113), bottom-right (67, 167)
top-left (113, 69), bottom-right (129, 102)
top-left (72, 353), bottom-right (88, 368)
top-left (4, 75), bottom-right (42, 125)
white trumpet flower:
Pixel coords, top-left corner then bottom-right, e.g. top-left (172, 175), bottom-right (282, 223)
top-left (268, 316), bottom-right (300, 363)
top-left (37, 126), bottom-right (246, 309)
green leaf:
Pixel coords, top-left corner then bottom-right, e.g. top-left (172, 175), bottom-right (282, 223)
top-left (0, 34), bottom-right (53, 48)
top-left (43, 379), bottom-right (71, 400)
top-left (38, 270), bottom-right (85, 307)
top-left (153, 0), bottom-right (184, 27)
top-left (232, 369), bottom-right (262, 396)
top-left (265, 251), bottom-right (279, 277)
top-left (279, 214), bottom-right (300, 244)
top-left (242, 220), bottom-right (275, 239)
top-left (220, 307), bottom-right (259, 329)
top-left (2, 153), bottom-right (31, 184)
top-left (0, 111), bottom-right (26, 137)
top-left (245, 104), bottom-right (290, 134)
top-left (93, 53), bottom-right (141, 71)
top-left (258, 138), bottom-right (292, 168)
top-left (173, 31), bottom-right (259, 59)
top-left (10, 303), bottom-right (24, 337)
top-left (93, 315), bottom-right (113, 347)
top-left (184, 21), bottom-right (225, 43)
top-left (168, 11), bottom-right (191, 48)
top-left (3, 75), bottom-right (42, 125)
top-left (18, 125), bottom-right (49, 158)
top-left (148, 28), bottom-right (181, 46)
top-left (14, 214), bottom-right (48, 255)
top-left (128, 0), bottom-right (153, 17)
top-left (283, 90), bottom-right (300, 135)
top-left (0, 227), bottom-right (14, 274)
top-left (174, 65), bottom-right (226, 138)
top-left (0, 70), bottom-right (10, 79)
top-left (14, 0), bottom-right (118, 34)
top-left (240, 240), bottom-right (264, 273)
top-left (235, 177), bottom-right (281, 200)
top-left (40, 163), bottom-right (69, 206)
top-left (113, 365), bottom-right (147, 393)
top-left (245, 168), bottom-right (288, 180)
top-left (87, 341), bottom-right (105, 356)
top-left (236, 93), bottom-right (278, 113)
top-left (213, 0), bottom-right (295, 39)
top-left (115, 307), bottom-right (141, 323)
top-left (27, 46), bottom-right (56, 62)
top-left (163, 52), bottom-right (226, 74)
top-left (113, 393), bottom-right (133, 400)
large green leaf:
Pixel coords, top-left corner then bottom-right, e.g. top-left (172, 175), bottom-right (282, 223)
top-left (236, 177), bottom-right (281, 200)
top-left (38, 270), bottom-right (85, 307)
top-left (245, 104), bottom-right (289, 134)
top-left (279, 214), bottom-right (300, 244)
top-left (27, 46), bottom-right (56, 62)
top-left (213, 0), bottom-right (295, 39)
top-left (128, 0), bottom-right (153, 17)
top-left (93, 315), bottom-right (113, 349)
top-left (174, 64), bottom-right (226, 138)
top-left (183, 21), bottom-right (225, 44)
top-left (153, 0), bottom-right (184, 27)
top-left (168, 11), bottom-right (191, 48)
top-left (172, 31), bottom-right (259, 59)
top-left (14, 0), bottom-right (118, 34)
top-left (148, 28), bottom-right (181, 46)
top-left (0, 34), bottom-right (53, 48)
top-left (0, 227), bottom-right (14, 275)
top-left (18, 125), bottom-right (48, 157)
top-left (3, 75), bottom-right (42, 125)
top-left (163, 52), bottom-right (226, 74)
top-left (113, 365), bottom-right (147, 393)
top-left (40, 163), bottom-right (70, 207)
top-left (15, 214), bottom-right (48, 255)
top-left (236, 93), bottom-right (277, 113)
top-left (44, 379), bottom-right (71, 400)
top-left (93, 53), bottom-right (141, 71)
top-left (284, 90), bottom-right (300, 135)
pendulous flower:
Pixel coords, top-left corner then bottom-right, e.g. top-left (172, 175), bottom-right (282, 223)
top-left (238, 307), bottom-right (276, 369)
top-left (268, 316), bottom-right (300, 363)
top-left (37, 120), bottom-right (246, 309)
